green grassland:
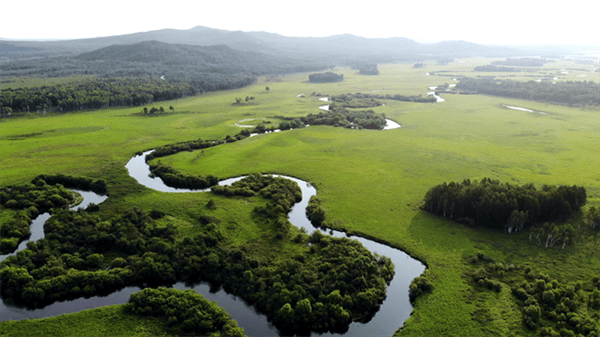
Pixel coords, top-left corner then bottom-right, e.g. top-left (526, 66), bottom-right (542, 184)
top-left (0, 305), bottom-right (173, 337)
top-left (1, 60), bottom-right (599, 336)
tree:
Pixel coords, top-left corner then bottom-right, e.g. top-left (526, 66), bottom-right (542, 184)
top-left (275, 303), bottom-right (295, 328)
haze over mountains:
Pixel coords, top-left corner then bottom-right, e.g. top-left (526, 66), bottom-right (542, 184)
top-left (1, 25), bottom-right (597, 83)
top-left (0, 25), bottom-right (571, 64)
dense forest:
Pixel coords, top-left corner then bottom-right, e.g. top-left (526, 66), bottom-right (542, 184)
top-left (308, 72), bottom-right (344, 83)
top-left (0, 41), bottom-right (331, 79)
top-left (456, 78), bottom-right (600, 106)
top-left (422, 178), bottom-right (586, 231)
top-left (0, 174), bottom-right (394, 334)
top-left (0, 77), bottom-right (240, 116)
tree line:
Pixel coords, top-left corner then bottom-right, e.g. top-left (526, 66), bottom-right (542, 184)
top-left (0, 175), bottom-right (394, 334)
top-left (473, 65), bottom-right (522, 72)
top-left (423, 178), bottom-right (586, 231)
top-left (456, 78), bottom-right (600, 106)
top-left (0, 77), bottom-right (254, 117)
top-left (330, 92), bottom-right (436, 106)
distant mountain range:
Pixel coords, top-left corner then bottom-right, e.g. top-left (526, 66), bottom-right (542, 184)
top-left (1, 26), bottom-right (596, 81)
top-left (1, 25), bottom-right (544, 64)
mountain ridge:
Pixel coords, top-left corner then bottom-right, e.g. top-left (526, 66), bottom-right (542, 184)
top-left (1, 25), bottom-right (528, 62)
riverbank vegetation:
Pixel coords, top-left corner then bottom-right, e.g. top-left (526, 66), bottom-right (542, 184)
top-left (0, 175), bottom-right (106, 254)
top-left (1, 60), bottom-right (598, 336)
top-left (126, 287), bottom-right (245, 336)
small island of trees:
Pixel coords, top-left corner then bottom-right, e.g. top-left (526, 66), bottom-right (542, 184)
top-left (357, 64), bottom-right (379, 75)
top-left (422, 178), bottom-right (586, 232)
top-left (308, 72), bottom-right (344, 83)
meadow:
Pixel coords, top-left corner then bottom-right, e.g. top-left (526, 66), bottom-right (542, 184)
top-left (1, 59), bottom-right (598, 336)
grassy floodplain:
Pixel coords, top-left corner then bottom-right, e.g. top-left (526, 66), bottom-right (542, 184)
top-left (1, 59), bottom-right (599, 336)
top-left (0, 305), bottom-right (172, 337)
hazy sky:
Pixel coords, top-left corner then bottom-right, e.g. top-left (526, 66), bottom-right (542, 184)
top-left (1, 0), bottom-right (599, 46)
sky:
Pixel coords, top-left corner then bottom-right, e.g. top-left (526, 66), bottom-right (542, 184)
top-left (1, 0), bottom-right (599, 46)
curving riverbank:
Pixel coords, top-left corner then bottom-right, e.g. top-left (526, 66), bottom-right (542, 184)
top-left (129, 150), bottom-right (425, 336)
top-left (1, 147), bottom-right (424, 336)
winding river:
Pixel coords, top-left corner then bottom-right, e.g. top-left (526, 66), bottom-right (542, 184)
top-left (1, 148), bottom-right (425, 336)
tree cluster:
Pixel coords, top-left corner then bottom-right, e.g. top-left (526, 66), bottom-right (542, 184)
top-left (330, 93), bottom-right (383, 108)
top-left (0, 208), bottom-right (182, 306)
top-left (125, 287), bottom-right (245, 336)
top-left (456, 78), bottom-right (600, 106)
top-left (149, 162), bottom-right (219, 190)
top-left (212, 174), bottom-right (301, 239)
top-left (528, 215), bottom-right (600, 250)
top-left (468, 255), bottom-right (600, 336)
top-left (408, 276), bottom-right (435, 303)
top-left (308, 72), bottom-right (344, 83)
top-left (423, 178), bottom-right (586, 231)
top-left (356, 64), bottom-right (379, 75)
top-left (491, 58), bottom-right (553, 67)
top-left (303, 107), bottom-right (387, 130)
top-left (212, 174), bottom-right (301, 214)
top-left (31, 174), bottom-right (107, 195)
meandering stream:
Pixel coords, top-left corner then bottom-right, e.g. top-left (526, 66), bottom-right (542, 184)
top-left (1, 148), bottom-right (425, 336)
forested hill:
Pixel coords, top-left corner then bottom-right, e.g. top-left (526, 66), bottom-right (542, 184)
top-left (76, 41), bottom-right (318, 75)
top-left (0, 41), bottom-right (331, 79)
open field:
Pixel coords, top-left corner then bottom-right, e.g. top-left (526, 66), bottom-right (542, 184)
top-left (1, 59), bottom-right (599, 336)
